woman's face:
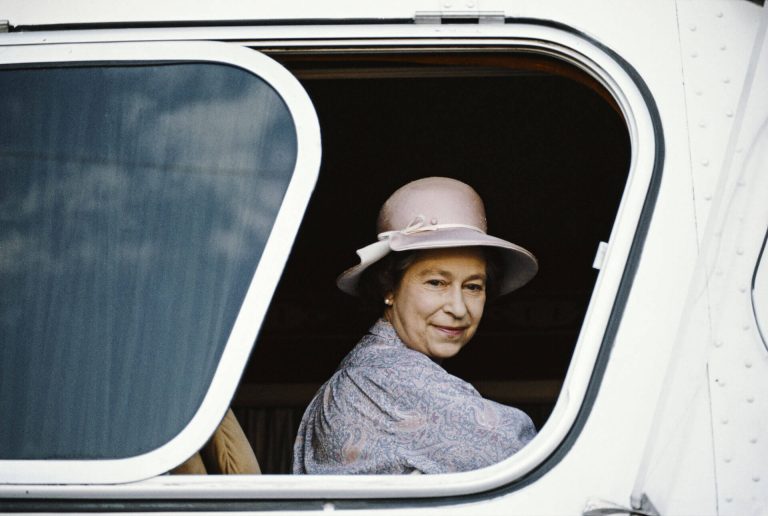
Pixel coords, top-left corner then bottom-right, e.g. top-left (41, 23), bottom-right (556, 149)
top-left (385, 247), bottom-right (486, 359)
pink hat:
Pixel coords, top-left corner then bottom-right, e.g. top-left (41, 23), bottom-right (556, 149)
top-left (336, 177), bottom-right (538, 296)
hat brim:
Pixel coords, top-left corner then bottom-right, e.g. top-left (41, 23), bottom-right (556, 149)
top-left (336, 227), bottom-right (538, 296)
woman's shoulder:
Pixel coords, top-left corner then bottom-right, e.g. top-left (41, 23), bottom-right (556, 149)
top-left (340, 357), bottom-right (475, 405)
top-left (341, 321), bottom-right (429, 368)
top-left (329, 320), bottom-right (479, 402)
top-left (339, 341), bottom-right (435, 390)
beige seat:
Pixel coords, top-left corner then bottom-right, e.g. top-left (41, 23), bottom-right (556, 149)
top-left (171, 408), bottom-right (260, 474)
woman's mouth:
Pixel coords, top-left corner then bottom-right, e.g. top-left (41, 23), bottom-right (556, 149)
top-left (433, 325), bottom-right (466, 338)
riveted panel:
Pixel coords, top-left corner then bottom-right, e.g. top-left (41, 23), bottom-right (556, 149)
top-left (676, 0), bottom-right (761, 243)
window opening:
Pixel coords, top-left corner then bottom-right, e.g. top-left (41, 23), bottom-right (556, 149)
top-left (232, 50), bottom-right (632, 473)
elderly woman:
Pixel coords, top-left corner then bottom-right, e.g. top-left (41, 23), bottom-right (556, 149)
top-left (292, 177), bottom-right (538, 474)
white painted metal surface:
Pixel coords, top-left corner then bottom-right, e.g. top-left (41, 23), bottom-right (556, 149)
top-left (706, 8), bottom-right (768, 512)
top-left (0, 0), bottom-right (765, 513)
top-left (755, 243), bottom-right (768, 352)
top-left (632, 4), bottom-right (768, 515)
top-left (676, 0), bottom-right (762, 245)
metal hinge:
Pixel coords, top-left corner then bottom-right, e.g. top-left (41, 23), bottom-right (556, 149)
top-left (414, 11), bottom-right (505, 24)
top-left (583, 494), bottom-right (660, 516)
top-left (0, 20), bottom-right (9, 33)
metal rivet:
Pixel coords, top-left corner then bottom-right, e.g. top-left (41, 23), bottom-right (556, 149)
top-left (737, 179), bottom-right (746, 186)
top-left (753, 476), bottom-right (761, 482)
top-left (430, 218), bottom-right (438, 225)
top-left (726, 110), bottom-right (734, 117)
top-left (723, 77), bottom-right (731, 84)
top-left (714, 340), bottom-right (723, 348)
top-left (721, 418), bottom-right (728, 425)
top-left (736, 148), bottom-right (744, 154)
top-left (737, 248), bottom-right (744, 255)
top-left (696, 90), bottom-right (703, 96)
top-left (743, 324), bottom-right (750, 331)
top-left (720, 44), bottom-right (727, 50)
top-left (745, 362), bottom-right (752, 368)
top-left (467, 1), bottom-right (475, 6)
top-left (750, 437), bottom-right (758, 444)
top-left (724, 456), bottom-right (732, 462)
top-left (689, 24), bottom-right (697, 31)
top-left (704, 195), bottom-right (712, 201)
top-left (701, 159), bottom-right (710, 166)
top-left (716, 11), bottom-right (724, 18)
top-left (739, 285), bottom-right (747, 293)
top-left (443, 1), bottom-right (452, 7)
top-left (323, 502), bottom-right (335, 511)
top-left (718, 380), bottom-right (726, 387)
top-left (725, 497), bottom-right (733, 503)
top-left (747, 396), bottom-right (755, 403)
top-left (698, 120), bottom-right (707, 128)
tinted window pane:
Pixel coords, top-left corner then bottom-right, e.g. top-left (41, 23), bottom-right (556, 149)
top-left (0, 63), bottom-right (297, 459)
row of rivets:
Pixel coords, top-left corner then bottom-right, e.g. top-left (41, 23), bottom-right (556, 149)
top-left (686, 8), bottom-right (741, 208)
top-left (690, 9), bottom-right (767, 511)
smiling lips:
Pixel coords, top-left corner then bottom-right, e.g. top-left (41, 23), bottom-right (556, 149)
top-left (433, 325), bottom-right (467, 338)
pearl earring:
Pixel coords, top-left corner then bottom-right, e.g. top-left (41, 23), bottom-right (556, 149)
top-left (384, 298), bottom-right (393, 306)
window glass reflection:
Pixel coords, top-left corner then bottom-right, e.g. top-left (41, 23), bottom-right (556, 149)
top-left (0, 63), bottom-right (297, 459)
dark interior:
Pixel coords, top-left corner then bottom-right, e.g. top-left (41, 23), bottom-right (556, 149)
top-left (232, 50), bottom-right (632, 473)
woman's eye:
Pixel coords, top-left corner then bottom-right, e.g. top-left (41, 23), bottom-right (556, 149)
top-left (426, 279), bottom-right (444, 287)
top-left (465, 283), bottom-right (485, 292)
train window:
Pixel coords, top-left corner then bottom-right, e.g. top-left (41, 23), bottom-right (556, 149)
top-left (0, 42), bottom-right (320, 483)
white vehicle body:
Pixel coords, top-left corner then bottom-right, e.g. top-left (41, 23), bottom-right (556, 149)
top-left (0, 1), bottom-right (766, 514)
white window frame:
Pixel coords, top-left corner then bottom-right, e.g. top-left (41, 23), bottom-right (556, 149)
top-left (0, 22), bottom-right (660, 499)
top-left (0, 40), bottom-right (321, 485)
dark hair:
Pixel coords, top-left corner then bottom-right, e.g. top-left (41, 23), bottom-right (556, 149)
top-left (357, 251), bottom-right (416, 309)
top-left (357, 247), bottom-right (502, 308)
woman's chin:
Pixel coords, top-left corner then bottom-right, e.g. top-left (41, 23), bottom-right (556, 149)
top-left (426, 341), bottom-right (466, 360)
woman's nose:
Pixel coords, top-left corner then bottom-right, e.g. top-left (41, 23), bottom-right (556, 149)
top-left (443, 288), bottom-right (468, 318)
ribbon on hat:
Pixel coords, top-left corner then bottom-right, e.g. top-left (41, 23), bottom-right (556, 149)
top-left (355, 215), bottom-right (484, 263)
